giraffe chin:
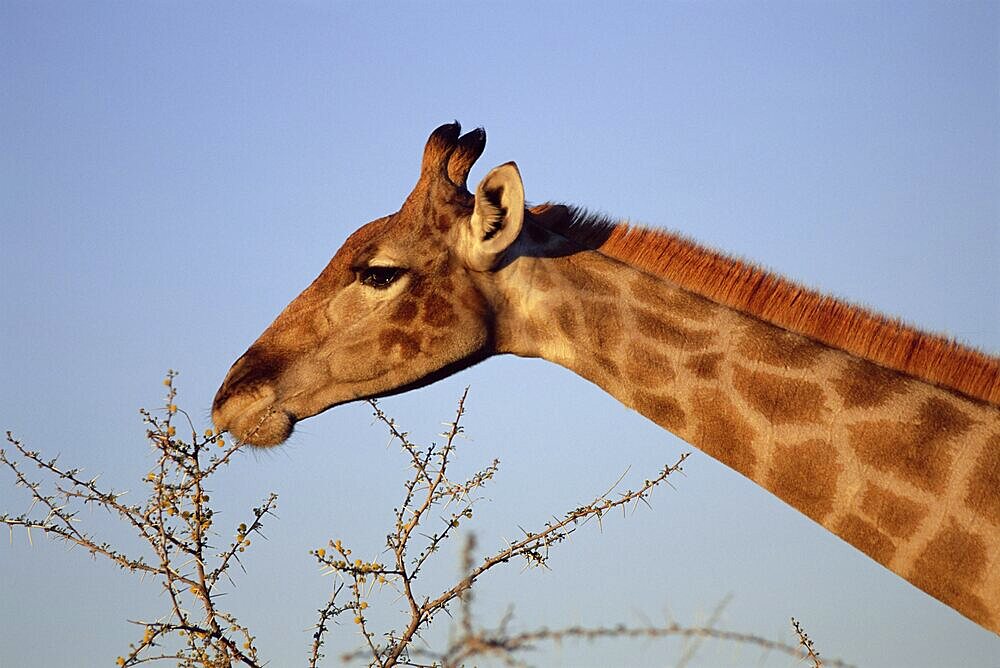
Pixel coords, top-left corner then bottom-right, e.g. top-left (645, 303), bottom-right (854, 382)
top-left (232, 408), bottom-right (295, 447)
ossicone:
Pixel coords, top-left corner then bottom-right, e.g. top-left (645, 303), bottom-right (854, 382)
top-left (420, 121), bottom-right (487, 191)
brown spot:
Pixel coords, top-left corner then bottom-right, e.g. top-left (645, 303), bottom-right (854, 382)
top-left (555, 303), bottom-right (578, 338)
top-left (532, 268), bottom-right (555, 292)
top-left (632, 390), bottom-right (686, 431)
top-left (628, 273), bottom-right (657, 297)
top-left (593, 353), bottom-right (620, 376)
top-left (582, 301), bottom-right (623, 348)
top-left (965, 434), bottom-right (1000, 526)
top-left (410, 277), bottom-right (428, 298)
top-left (559, 262), bottom-right (616, 296)
top-left (732, 366), bottom-right (826, 425)
top-left (576, 360), bottom-right (613, 389)
top-left (831, 358), bottom-right (911, 410)
top-left (421, 293), bottom-right (455, 327)
top-left (859, 483), bottom-right (928, 539)
top-left (459, 286), bottom-right (488, 318)
top-left (578, 353), bottom-right (624, 391)
top-left (519, 318), bottom-right (553, 346)
top-left (634, 308), bottom-right (715, 350)
top-left (666, 291), bottom-right (718, 320)
top-left (378, 328), bottom-right (421, 357)
top-left (435, 212), bottom-right (451, 231)
top-left (629, 276), bottom-right (718, 320)
top-left (836, 513), bottom-right (897, 564)
top-left (768, 439), bottom-right (840, 522)
top-left (390, 299), bottom-right (418, 324)
top-left (623, 348), bottom-right (676, 387)
top-left (848, 397), bottom-right (974, 493)
top-left (737, 319), bottom-right (825, 369)
top-left (909, 522), bottom-right (991, 628)
top-left (685, 352), bottom-right (723, 380)
top-left (691, 389), bottom-right (758, 475)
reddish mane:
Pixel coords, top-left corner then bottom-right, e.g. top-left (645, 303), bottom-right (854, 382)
top-left (538, 207), bottom-right (1000, 405)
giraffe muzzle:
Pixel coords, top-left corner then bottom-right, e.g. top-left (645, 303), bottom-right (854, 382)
top-left (212, 383), bottom-right (297, 447)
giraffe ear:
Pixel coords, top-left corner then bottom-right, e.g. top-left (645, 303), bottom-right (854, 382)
top-left (462, 162), bottom-right (525, 271)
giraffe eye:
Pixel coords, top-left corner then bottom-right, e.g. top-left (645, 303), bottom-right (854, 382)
top-left (359, 266), bottom-right (405, 289)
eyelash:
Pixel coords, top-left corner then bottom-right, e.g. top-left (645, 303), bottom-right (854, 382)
top-left (359, 266), bottom-right (405, 289)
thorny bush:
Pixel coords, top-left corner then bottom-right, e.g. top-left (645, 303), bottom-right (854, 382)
top-left (1, 373), bottom-right (847, 667)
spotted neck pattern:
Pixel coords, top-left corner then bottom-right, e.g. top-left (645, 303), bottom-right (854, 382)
top-left (490, 216), bottom-right (1000, 631)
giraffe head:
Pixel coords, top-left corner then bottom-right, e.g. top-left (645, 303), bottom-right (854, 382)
top-left (212, 123), bottom-right (527, 445)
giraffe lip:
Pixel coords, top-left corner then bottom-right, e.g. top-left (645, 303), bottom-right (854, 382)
top-left (234, 407), bottom-right (297, 447)
top-left (219, 350), bottom-right (494, 441)
top-left (213, 393), bottom-right (298, 447)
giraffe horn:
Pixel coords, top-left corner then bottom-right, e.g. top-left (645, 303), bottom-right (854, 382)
top-left (447, 127), bottom-right (487, 190)
top-left (420, 121), bottom-right (462, 180)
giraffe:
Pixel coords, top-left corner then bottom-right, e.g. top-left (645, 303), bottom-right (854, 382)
top-left (213, 123), bottom-right (1000, 632)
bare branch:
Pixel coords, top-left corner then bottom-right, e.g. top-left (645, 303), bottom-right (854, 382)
top-left (3, 376), bottom-right (854, 668)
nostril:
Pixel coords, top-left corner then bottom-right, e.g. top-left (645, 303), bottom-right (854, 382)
top-left (212, 380), bottom-right (237, 416)
top-left (212, 378), bottom-right (236, 413)
top-left (223, 354), bottom-right (251, 384)
top-left (212, 388), bottom-right (225, 413)
top-left (212, 347), bottom-right (290, 444)
top-left (213, 357), bottom-right (246, 411)
top-left (213, 349), bottom-right (286, 412)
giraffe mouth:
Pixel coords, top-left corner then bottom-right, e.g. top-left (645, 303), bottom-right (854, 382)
top-left (212, 390), bottom-right (297, 447)
top-left (212, 349), bottom-right (493, 447)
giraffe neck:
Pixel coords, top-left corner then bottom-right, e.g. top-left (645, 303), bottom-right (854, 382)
top-left (489, 228), bottom-right (1000, 631)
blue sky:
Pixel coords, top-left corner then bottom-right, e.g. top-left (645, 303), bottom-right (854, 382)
top-left (1, 2), bottom-right (997, 666)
